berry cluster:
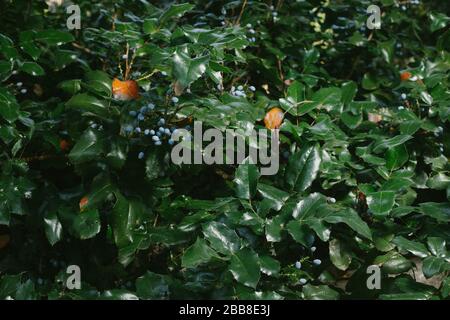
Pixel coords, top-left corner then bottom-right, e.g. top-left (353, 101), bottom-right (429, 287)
top-left (294, 246), bottom-right (322, 286)
top-left (230, 84), bottom-right (256, 97)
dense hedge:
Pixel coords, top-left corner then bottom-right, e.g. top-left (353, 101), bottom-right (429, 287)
top-left (0, 0), bottom-right (449, 300)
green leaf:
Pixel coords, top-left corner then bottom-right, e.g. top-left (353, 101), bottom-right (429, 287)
top-left (324, 209), bottom-right (372, 240)
top-left (367, 191), bottom-right (395, 216)
top-left (427, 173), bottom-right (450, 190)
top-left (380, 293), bottom-right (429, 300)
top-left (381, 177), bottom-right (414, 192)
top-left (286, 221), bottom-right (315, 247)
top-left (159, 3), bottom-right (195, 25)
top-left (202, 221), bottom-right (241, 254)
top-left (441, 277), bottom-right (450, 298)
top-left (385, 145), bottom-right (408, 170)
top-left (393, 236), bottom-right (430, 258)
top-left (287, 81), bottom-right (305, 102)
top-left (302, 284), bottom-right (339, 300)
top-left (112, 193), bottom-right (145, 249)
top-left (265, 216), bottom-right (284, 242)
top-left (58, 79), bottom-right (81, 95)
top-left (68, 129), bottom-right (105, 163)
top-left (19, 62), bottom-right (45, 76)
top-left (259, 255), bottom-right (280, 276)
top-left (312, 87), bottom-right (341, 111)
top-left (72, 209), bottom-right (101, 240)
top-left (229, 248), bottom-right (261, 289)
top-left (373, 135), bottom-right (412, 153)
top-left (43, 211), bottom-right (62, 246)
top-left (143, 18), bottom-right (159, 34)
top-left (257, 183), bottom-right (289, 211)
top-left (0, 60), bottom-right (13, 80)
top-left (341, 81), bottom-right (357, 104)
top-left (145, 150), bottom-right (163, 181)
top-left (420, 91), bottom-right (433, 105)
top-left (172, 49), bottom-right (209, 90)
top-left (135, 271), bottom-right (170, 300)
top-left (329, 239), bottom-right (352, 271)
top-left (182, 237), bottom-right (219, 268)
top-left (106, 138), bottom-right (128, 169)
top-left (285, 144), bottom-right (321, 192)
top-left (84, 71), bottom-right (112, 97)
top-left (419, 202), bottom-right (450, 222)
top-left (35, 30), bottom-right (74, 45)
top-left (234, 158), bottom-right (259, 200)
top-left (66, 93), bottom-right (109, 117)
top-left (291, 193), bottom-right (326, 219)
top-left (422, 256), bottom-right (450, 278)
top-left (101, 290), bottom-right (138, 300)
top-left (427, 237), bottom-right (447, 257)
top-left (341, 111), bottom-right (362, 129)
top-left (430, 12), bottom-right (450, 32)
top-left (380, 253), bottom-right (413, 274)
top-left (0, 274), bottom-right (22, 299)
top-left (19, 31), bottom-right (41, 60)
top-left (15, 279), bottom-right (37, 300)
top-left (0, 87), bottom-right (20, 123)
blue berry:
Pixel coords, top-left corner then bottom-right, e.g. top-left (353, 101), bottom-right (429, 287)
top-left (129, 110), bottom-right (137, 117)
top-left (138, 114), bottom-right (145, 121)
top-left (140, 106), bottom-right (147, 114)
top-left (155, 140), bottom-right (162, 146)
top-left (158, 118), bottom-right (165, 126)
top-left (147, 103), bottom-right (155, 110)
top-left (144, 129), bottom-right (150, 135)
top-left (164, 128), bottom-right (171, 135)
top-left (152, 135), bottom-right (160, 142)
top-left (138, 152), bottom-right (144, 159)
top-left (156, 132), bottom-right (162, 137)
top-left (401, 93), bottom-right (407, 100)
top-left (150, 129), bottom-right (155, 135)
top-left (159, 127), bottom-right (165, 133)
top-left (168, 139), bottom-right (174, 145)
top-left (313, 259), bottom-right (322, 266)
top-left (91, 123), bottom-right (97, 129)
top-left (299, 278), bottom-right (307, 285)
top-left (124, 125), bottom-right (133, 133)
top-left (172, 97), bottom-right (179, 103)
top-left (135, 127), bottom-right (141, 133)
top-left (295, 261), bottom-right (302, 269)
top-left (249, 86), bottom-right (256, 92)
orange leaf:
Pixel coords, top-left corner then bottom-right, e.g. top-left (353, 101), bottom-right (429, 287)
top-left (264, 107), bottom-right (284, 129)
top-left (79, 196), bottom-right (89, 211)
top-left (400, 71), bottom-right (412, 81)
top-left (112, 78), bottom-right (140, 100)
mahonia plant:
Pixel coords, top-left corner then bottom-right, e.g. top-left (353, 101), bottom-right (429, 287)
top-left (0, 0), bottom-right (449, 300)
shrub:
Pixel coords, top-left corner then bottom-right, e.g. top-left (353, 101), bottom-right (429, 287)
top-left (0, 0), bottom-right (449, 300)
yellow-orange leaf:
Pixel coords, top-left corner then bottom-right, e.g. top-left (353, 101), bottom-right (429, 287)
top-left (264, 107), bottom-right (284, 129)
top-left (112, 78), bottom-right (140, 100)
